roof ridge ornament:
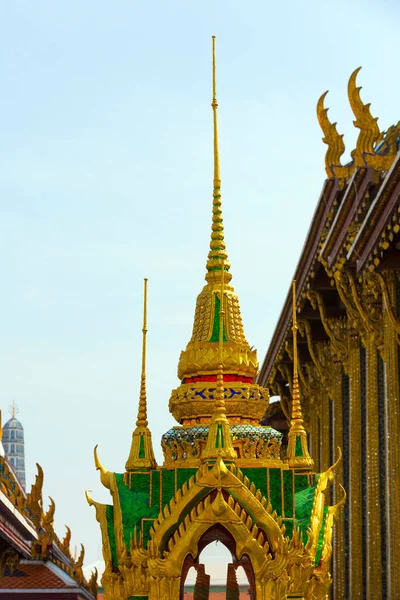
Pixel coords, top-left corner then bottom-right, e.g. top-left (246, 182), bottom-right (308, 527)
top-left (287, 280), bottom-right (314, 469)
top-left (348, 66), bottom-right (381, 166)
top-left (317, 91), bottom-right (348, 179)
top-left (317, 67), bottom-right (400, 185)
top-left (125, 278), bottom-right (157, 471)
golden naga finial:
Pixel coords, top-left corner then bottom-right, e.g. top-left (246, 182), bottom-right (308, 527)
top-left (126, 278), bottom-right (157, 471)
top-left (43, 496), bottom-right (56, 531)
top-left (85, 489), bottom-right (96, 507)
top-left (61, 525), bottom-right (72, 555)
top-left (316, 91), bottom-right (346, 178)
top-left (348, 66), bottom-right (380, 166)
top-left (202, 261), bottom-right (236, 462)
top-left (25, 463), bottom-right (44, 525)
top-left (76, 543), bottom-right (85, 569)
top-left (94, 445), bottom-right (112, 489)
top-left (206, 36), bottom-right (231, 284)
top-left (287, 281), bottom-right (314, 469)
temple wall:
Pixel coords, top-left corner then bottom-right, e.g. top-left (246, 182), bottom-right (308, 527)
top-left (269, 268), bottom-right (400, 599)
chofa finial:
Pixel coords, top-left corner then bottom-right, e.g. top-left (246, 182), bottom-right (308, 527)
top-left (348, 66), bottom-right (380, 166)
top-left (316, 90), bottom-right (346, 178)
top-left (317, 67), bottom-right (400, 182)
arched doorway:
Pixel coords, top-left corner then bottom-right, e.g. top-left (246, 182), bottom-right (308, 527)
top-left (180, 524), bottom-right (254, 599)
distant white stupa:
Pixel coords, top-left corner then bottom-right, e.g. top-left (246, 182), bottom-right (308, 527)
top-left (3, 401), bottom-right (26, 489)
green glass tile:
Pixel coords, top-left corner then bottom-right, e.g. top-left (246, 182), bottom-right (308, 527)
top-left (283, 470), bottom-right (293, 518)
top-left (209, 294), bottom-right (228, 342)
top-left (106, 504), bottom-right (118, 567)
top-left (295, 436), bottom-right (303, 456)
top-left (176, 468), bottom-right (197, 491)
top-left (139, 435), bottom-right (145, 458)
top-left (143, 519), bottom-right (155, 546)
top-left (241, 468), bottom-right (268, 498)
top-left (282, 519), bottom-right (293, 540)
top-left (115, 473), bottom-right (159, 550)
top-left (269, 469), bottom-right (282, 515)
top-left (161, 469), bottom-right (175, 505)
top-left (315, 507), bottom-right (329, 565)
top-left (294, 483), bottom-right (317, 542)
top-left (294, 474), bottom-right (309, 494)
top-left (151, 469), bottom-right (161, 509)
top-left (130, 472), bottom-right (151, 495)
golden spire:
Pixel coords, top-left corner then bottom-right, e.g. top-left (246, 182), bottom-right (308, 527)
top-left (126, 279), bottom-right (157, 471)
top-left (206, 36), bottom-right (231, 284)
top-left (202, 260), bottom-right (236, 462)
top-left (287, 280), bottom-right (314, 469)
top-left (137, 278), bottom-right (149, 428)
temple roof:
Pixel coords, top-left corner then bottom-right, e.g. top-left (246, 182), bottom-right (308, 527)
top-left (3, 417), bottom-right (24, 431)
top-left (0, 560), bottom-right (94, 599)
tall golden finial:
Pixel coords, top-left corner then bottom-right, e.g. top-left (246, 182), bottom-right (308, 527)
top-left (126, 279), bottom-right (157, 471)
top-left (287, 281), bottom-right (314, 469)
top-left (212, 36), bottom-right (220, 188)
top-left (202, 260), bottom-right (236, 462)
top-left (137, 278), bottom-right (149, 427)
top-left (206, 36), bottom-right (231, 284)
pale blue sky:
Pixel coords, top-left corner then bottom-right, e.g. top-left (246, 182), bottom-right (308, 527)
top-left (0, 0), bottom-right (399, 568)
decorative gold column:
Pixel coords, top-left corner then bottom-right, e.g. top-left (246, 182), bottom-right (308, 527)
top-left (365, 334), bottom-right (382, 598)
top-left (332, 362), bottom-right (345, 600)
top-left (348, 333), bottom-right (363, 599)
top-left (382, 273), bottom-right (400, 598)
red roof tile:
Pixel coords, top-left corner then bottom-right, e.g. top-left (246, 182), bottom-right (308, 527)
top-left (0, 562), bottom-right (75, 589)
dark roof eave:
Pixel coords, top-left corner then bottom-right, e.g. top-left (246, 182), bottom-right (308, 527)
top-left (347, 154), bottom-right (400, 271)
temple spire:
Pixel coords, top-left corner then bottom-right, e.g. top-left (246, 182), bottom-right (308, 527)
top-left (206, 36), bottom-right (231, 284)
top-left (126, 279), bottom-right (157, 471)
top-left (287, 281), bottom-right (314, 469)
top-left (202, 260), bottom-right (236, 462)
